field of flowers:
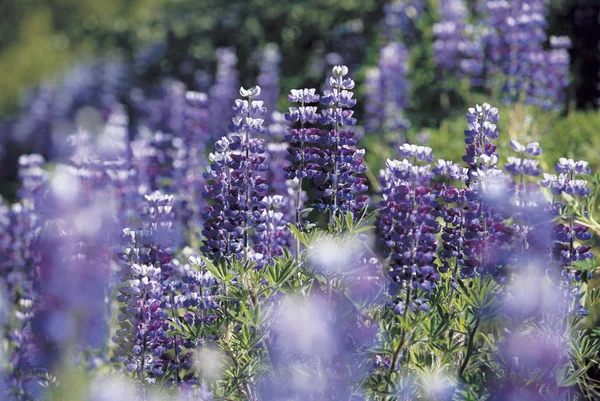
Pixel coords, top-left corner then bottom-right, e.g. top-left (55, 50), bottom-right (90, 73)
top-left (1, 0), bottom-right (600, 400)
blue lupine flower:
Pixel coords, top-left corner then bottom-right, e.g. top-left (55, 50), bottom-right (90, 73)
top-left (541, 157), bottom-right (594, 272)
top-left (462, 103), bottom-right (500, 172)
top-left (257, 43), bottom-right (281, 126)
top-left (460, 104), bottom-right (515, 279)
top-left (382, 0), bottom-right (424, 44)
top-left (378, 145), bottom-right (440, 309)
top-left (432, 159), bottom-right (469, 278)
top-left (433, 0), bottom-right (469, 73)
top-left (208, 47), bottom-right (240, 143)
top-left (202, 86), bottom-right (269, 264)
top-left (315, 66), bottom-right (368, 218)
top-left (364, 42), bottom-right (410, 135)
top-left (114, 192), bottom-right (198, 386)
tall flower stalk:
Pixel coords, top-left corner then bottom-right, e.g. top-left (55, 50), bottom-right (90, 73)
top-left (285, 88), bottom-right (320, 256)
top-left (202, 86), bottom-right (268, 265)
top-left (318, 65), bottom-right (367, 223)
top-left (541, 158), bottom-right (593, 310)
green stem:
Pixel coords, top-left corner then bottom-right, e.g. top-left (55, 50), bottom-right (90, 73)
top-left (295, 101), bottom-right (305, 261)
top-left (382, 279), bottom-right (412, 401)
top-left (243, 101), bottom-right (251, 264)
top-left (170, 290), bottom-right (180, 384)
top-left (459, 314), bottom-right (481, 376)
top-left (330, 86), bottom-right (341, 226)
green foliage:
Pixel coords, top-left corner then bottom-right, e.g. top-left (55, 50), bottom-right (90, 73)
top-left (0, 0), bottom-right (385, 114)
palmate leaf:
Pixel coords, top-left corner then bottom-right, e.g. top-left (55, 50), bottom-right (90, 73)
top-left (287, 221), bottom-right (321, 248)
top-left (265, 256), bottom-right (299, 289)
top-left (233, 322), bottom-right (263, 350)
top-left (203, 256), bottom-right (230, 282)
top-left (326, 209), bottom-right (375, 234)
top-left (570, 331), bottom-right (600, 360)
top-left (457, 276), bottom-right (499, 317)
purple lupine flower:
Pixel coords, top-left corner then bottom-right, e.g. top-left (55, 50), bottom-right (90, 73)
top-left (462, 103), bottom-right (500, 173)
top-left (505, 140), bottom-right (543, 178)
top-left (17, 154), bottom-right (47, 206)
top-left (502, 140), bottom-right (549, 267)
top-left (113, 192), bottom-right (190, 387)
top-left (161, 79), bottom-right (187, 135)
top-left (265, 142), bottom-right (295, 234)
top-left (201, 136), bottom-right (244, 261)
top-left (432, 0), bottom-right (484, 87)
top-left (482, 0), bottom-right (570, 109)
top-left (127, 129), bottom-right (186, 248)
top-left (181, 255), bottom-right (221, 325)
top-left (284, 87), bottom-right (321, 256)
top-left (378, 146), bottom-right (441, 310)
top-left (459, 25), bottom-right (486, 87)
top-left (364, 42), bottom-right (410, 135)
top-left (264, 114), bottom-right (300, 243)
top-left (433, 0), bottom-right (469, 73)
top-left (267, 111), bottom-right (291, 140)
top-left (460, 104), bottom-right (514, 279)
top-left (179, 91), bottom-right (210, 242)
top-left (542, 38), bottom-right (571, 110)
top-left (527, 36), bottom-right (571, 110)
top-left (330, 19), bottom-right (368, 72)
top-left (484, 0), bottom-right (546, 101)
top-left (540, 158), bottom-right (594, 277)
top-left (29, 154), bottom-right (119, 375)
top-left (7, 155), bottom-right (46, 297)
top-left (252, 196), bottom-right (292, 267)
top-left (202, 86), bottom-right (269, 264)
top-left (1, 156), bottom-right (48, 398)
top-left (316, 66), bottom-right (368, 218)
top-left (257, 43), bottom-right (281, 126)
top-left (363, 68), bottom-right (383, 134)
top-left (96, 107), bottom-right (141, 227)
top-left (208, 47), bottom-right (240, 143)
top-left (128, 78), bottom-right (187, 135)
top-left (147, 132), bottom-right (177, 192)
top-left (432, 159), bottom-right (469, 279)
top-left (382, 0), bottom-right (425, 44)
top-left (262, 100), bottom-right (296, 256)
top-left (511, 168), bottom-right (582, 336)
top-left (540, 161), bottom-right (591, 198)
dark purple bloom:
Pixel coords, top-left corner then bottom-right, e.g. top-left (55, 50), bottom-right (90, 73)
top-left (202, 86), bottom-right (269, 264)
top-left (364, 42), bottom-right (410, 135)
top-left (257, 43), bottom-right (281, 126)
top-left (541, 157), bottom-right (594, 272)
top-left (314, 66), bottom-right (368, 218)
top-left (208, 47), bottom-right (240, 143)
top-left (378, 146), bottom-right (440, 308)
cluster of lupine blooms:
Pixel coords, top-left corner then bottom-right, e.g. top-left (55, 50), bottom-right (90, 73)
top-left (0, 51), bottom-right (596, 399)
top-left (379, 102), bottom-right (593, 311)
top-left (363, 0), bottom-right (416, 139)
top-left (0, 0), bottom-right (596, 398)
top-left (432, 0), bottom-right (571, 110)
